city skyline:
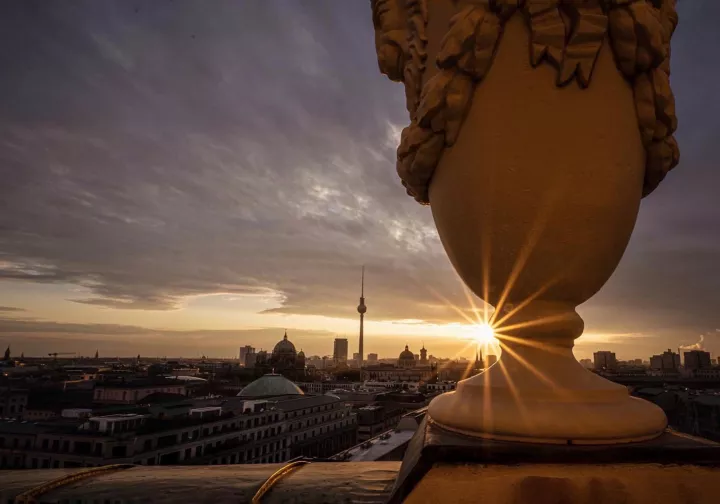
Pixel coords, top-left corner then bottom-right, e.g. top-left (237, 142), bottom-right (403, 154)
top-left (1, 2), bottom-right (720, 361)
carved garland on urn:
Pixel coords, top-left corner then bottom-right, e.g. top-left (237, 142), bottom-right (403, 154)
top-left (371, 0), bottom-right (680, 204)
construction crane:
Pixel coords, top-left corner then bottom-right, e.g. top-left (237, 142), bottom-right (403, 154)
top-left (48, 352), bottom-right (76, 360)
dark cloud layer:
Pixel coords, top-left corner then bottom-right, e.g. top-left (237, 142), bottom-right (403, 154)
top-left (0, 1), bottom-right (718, 341)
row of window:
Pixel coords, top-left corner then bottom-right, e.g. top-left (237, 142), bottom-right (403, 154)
top-left (288, 411), bottom-right (348, 432)
top-left (291, 419), bottom-right (354, 443)
top-left (0, 403), bottom-right (25, 415)
top-left (287, 402), bottom-right (340, 418)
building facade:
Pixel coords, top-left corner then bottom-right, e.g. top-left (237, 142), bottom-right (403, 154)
top-left (239, 346), bottom-right (255, 366)
top-left (593, 351), bottom-right (618, 371)
top-left (333, 338), bottom-right (349, 364)
top-left (93, 381), bottom-right (187, 404)
top-left (0, 388), bottom-right (27, 419)
top-left (684, 350), bottom-right (712, 371)
top-left (0, 374), bottom-right (357, 469)
top-left (650, 350), bottom-right (681, 371)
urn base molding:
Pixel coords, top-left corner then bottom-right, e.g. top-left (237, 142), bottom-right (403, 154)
top-left (428, 343), bottom-right (667, 445)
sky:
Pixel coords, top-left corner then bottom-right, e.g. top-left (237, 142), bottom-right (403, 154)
top-left (0, 1), bottom-right (718, 361)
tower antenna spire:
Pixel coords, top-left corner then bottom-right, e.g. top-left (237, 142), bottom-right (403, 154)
top-left (361, 265), bottom-right (365, 297)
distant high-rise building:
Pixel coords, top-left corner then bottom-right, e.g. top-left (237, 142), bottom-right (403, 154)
top-left (333, 338), bottom-right (349, 363)
top-left (650, 349), bottom-right (680, 371)
top-left (367, 353), bottom-right (378, 363)
top-left (593, 351), bottom-right (617, 371)
top-left (245, 349), bottom-right (259, 368)
top-left (353, 352), bottom-right (360, 361)
top-left (239, 345), bottom-right (255, 366)
top-left (579, 358), bottom-right (593, 369)
top-left (486, 354), bottom-right (497, 367)
top-left (684, 350), bottom-right (712, 370)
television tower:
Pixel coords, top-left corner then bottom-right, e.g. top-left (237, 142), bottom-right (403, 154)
top-left (357, 266), bottom-right (367, 367)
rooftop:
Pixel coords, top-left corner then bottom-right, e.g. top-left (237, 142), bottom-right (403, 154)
top-left (335, 429), bottom-right (416, 462)
top-left (96, 379), bottom-right (188, 389)
top-left (237, 373), bottom-right (304, 399)
top-left (90, 414), bottom-right (146, 421)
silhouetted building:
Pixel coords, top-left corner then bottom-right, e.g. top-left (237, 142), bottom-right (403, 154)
top-left (398, 346), bottom-right (416, 368)
top-left (593, 351), bottom-right (617, 371)
top-left (684, 350), bottom-right (712, 371)
top-left (355, 404), bottom-right (403, 442)
top-left (650, 349), bottom-right (680, 371)
top-left (93, 380), bottom-right (187, 404)
top-left (0, 388), bottom-right (27, 419)
top-left (270, 331), bottom-right (301, 370)
top-left (239, 346), bottom-right (255, 366)
top-left (333, 338), bottom-right (349, 364)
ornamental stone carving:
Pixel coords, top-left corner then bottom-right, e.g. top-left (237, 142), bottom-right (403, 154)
top-left (371, 0), bottom-right (679, 203)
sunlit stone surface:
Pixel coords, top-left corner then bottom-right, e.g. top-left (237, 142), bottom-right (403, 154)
top-left (371, 0), bottom-right (678, 444)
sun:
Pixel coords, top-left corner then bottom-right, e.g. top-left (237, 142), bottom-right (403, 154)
top-left (473, 322), bottom-right (496, 345)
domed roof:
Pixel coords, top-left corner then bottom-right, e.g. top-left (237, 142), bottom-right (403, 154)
top-left (399, 345), bottom-right (415, 360)
top-left (237, 373), bottom-right (304, 398)
top-left (272, 331), bottom-right (297, 356)
top-left (297, 349), bottom-right (305, 357)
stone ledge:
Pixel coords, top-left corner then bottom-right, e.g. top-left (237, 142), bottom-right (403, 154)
top-left (0, 462), bottom-right (400, 504)
top-left (389, 417), bottom-right (720, 503)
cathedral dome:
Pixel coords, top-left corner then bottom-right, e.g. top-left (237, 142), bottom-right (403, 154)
top-left (237, 373), bottom-right (304, 398)
top-left (399, 345), bottom-right (414, 361)
top-left (272, 331), bottom-right (297, 358)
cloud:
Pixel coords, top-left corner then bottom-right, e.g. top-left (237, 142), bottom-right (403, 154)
top-left (679, 329), bottom-right (720, 351)
top-left (0, 306), bottom-right (24, 312)
top-left (0, 1), bottom-right (719, 338)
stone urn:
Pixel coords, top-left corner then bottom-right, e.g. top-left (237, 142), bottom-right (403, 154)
top-left (371, 0), bottom-right (679, 443)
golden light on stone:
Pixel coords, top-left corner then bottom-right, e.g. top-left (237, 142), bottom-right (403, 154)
top-left (371, 0), bottom-right (678, 444)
